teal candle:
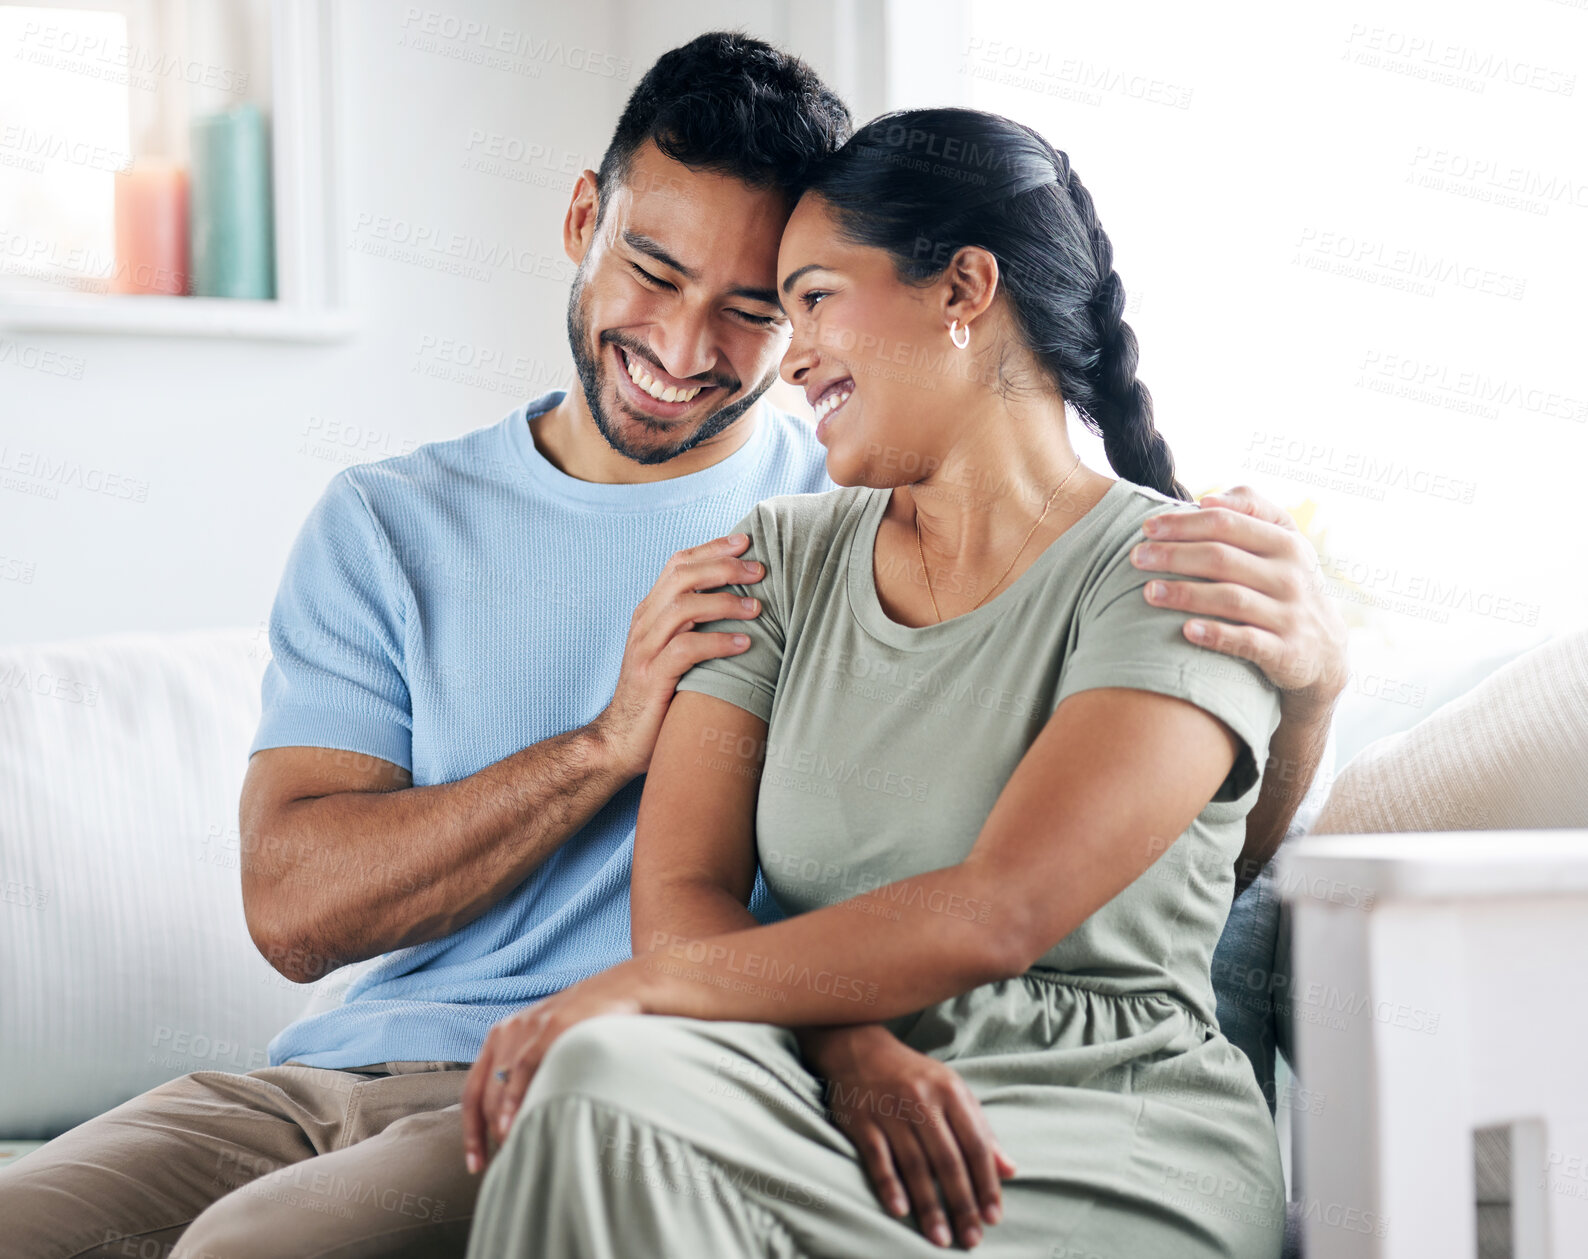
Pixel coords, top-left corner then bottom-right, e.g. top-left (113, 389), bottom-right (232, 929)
top-left (189, 104), bottom-right (275, 300)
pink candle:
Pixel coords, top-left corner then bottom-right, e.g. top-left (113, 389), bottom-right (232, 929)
top-left (112, 161), bottom-right (190, 295)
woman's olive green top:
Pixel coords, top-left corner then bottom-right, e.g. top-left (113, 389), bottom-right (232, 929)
top-left (674, 477), bottom-right (1282, 1030)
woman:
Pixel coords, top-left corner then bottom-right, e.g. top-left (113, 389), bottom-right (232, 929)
top-left (463, 109), bottom-right (1287, 1258)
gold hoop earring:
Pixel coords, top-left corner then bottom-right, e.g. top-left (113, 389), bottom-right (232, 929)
top-left (949, 319), bottom-right (970, 350)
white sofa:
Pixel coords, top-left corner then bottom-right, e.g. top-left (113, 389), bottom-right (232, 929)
top-left (0, 628), bottom-right (362, 1160)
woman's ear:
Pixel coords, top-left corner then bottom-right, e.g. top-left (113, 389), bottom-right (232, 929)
top-left (942, 246), bottom-right (1000, 332)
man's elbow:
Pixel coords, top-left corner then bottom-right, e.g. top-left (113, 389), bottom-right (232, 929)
top-left (249, 919), bottom-right (345, 985)
top-left (240, 829), bottom-right (327, 984)
top-left (243, 895), bottom-right (323, 984)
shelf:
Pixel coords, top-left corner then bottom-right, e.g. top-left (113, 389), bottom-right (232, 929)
top-left (0, 293), bottom-right (355, 342)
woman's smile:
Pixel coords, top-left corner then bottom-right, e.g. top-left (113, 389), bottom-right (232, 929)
top-left (809, 376), bottom-right (855, 441)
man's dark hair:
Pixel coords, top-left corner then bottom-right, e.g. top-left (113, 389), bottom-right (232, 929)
top-left (595, 31), bottom-right (852, 216)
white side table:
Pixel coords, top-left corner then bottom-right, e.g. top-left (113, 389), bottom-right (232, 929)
top-left (1277, 830), bottom-right (1588, 1259)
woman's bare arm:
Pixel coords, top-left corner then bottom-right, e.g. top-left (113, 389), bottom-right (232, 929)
top-left (627, 682), bottom-right (1244, 1026)
top-left (629, 691), bottom-right (868, 1083)
top-left (626, 693), bottom-right (1083, 1245)
top-left (631, 692), bottom-right (895, 1059)
top-left (630, 690), bottom-right (765, 951)
top-left (1125, 485), bottom-right (1349, 891)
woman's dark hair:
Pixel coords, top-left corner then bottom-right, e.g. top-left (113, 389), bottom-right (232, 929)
top-left (597, 32), bottom-right (852, 215)
top-left (807, 108), bottom-right (1189, 501)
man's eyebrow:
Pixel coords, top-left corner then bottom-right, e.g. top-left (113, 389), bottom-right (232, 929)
top-left (622, 231), bottom-right (697, 280)
top-left (623, 231), bottom-right (779, 307)
top-left (781, 263), bottom-right (827, 296)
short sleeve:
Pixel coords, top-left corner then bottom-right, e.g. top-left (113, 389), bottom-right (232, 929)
top-left (672, 502), bottom-right (787, 723)
top-left (1053, 509), bottom-right (1283, 803)
top-left (249, 470), bottom-right (414, 771)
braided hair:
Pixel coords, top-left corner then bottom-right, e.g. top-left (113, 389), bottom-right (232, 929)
top-left (806, 108), bottom-right (1190, 501)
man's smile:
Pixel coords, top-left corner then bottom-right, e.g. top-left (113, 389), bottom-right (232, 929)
top-left (611, 343), bottom-right (723, 418)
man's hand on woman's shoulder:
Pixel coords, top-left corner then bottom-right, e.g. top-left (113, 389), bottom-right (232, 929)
top-left (1129, 484), bottom-right (1349, 717)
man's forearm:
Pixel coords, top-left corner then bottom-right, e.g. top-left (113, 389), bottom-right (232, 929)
top-left (1235, 697), bottom-right (1336, 894)
top-left (252, 723), bottom-right (632, 980)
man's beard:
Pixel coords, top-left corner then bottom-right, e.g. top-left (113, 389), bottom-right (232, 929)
top-left (565, 266), bottom-right (778, 467)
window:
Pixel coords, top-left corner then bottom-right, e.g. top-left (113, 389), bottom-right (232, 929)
top-left (0, 0), bottom-right (347, 338)
top-left (943, 0), bottom-right (1576, 668)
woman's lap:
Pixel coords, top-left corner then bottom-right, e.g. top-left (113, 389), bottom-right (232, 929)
top-left (473, 1013), bottom-right (1283, 1258)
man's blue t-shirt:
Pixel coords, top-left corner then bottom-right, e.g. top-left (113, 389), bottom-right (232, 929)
top-left (253, 390), bottom-right (837, 1068)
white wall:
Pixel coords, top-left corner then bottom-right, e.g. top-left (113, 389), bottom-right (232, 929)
top-left (941, 0), bottom-right (1583, 763)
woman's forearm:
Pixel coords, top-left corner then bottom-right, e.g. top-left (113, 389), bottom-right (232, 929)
top-left (629, 858), bottom-right (1024, 1027)
top-left (633, 877), bottom-right (760, 953)
top-left (634, 878), bottom-right (894, 1065)
top-left (625, 692), bottom-right (1035, 1030)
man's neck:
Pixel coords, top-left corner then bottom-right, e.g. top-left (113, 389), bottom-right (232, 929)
top-left (530, 385), bottom-right (760, 486)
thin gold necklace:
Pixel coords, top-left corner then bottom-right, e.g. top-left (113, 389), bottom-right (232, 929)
top-left (914, 453), bottom-right (1085, 624)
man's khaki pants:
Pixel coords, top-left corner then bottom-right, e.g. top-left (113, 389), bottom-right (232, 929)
top-left (0, 1059), bottom-right (480, 1259)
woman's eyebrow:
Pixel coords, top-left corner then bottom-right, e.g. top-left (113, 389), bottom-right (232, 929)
top-left (780, 263), bottom-right (829, 295)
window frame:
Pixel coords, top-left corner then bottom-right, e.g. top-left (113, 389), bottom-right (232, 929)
top-left (0, 0), bottom-right (351, 341)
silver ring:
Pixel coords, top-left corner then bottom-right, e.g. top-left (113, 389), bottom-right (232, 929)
top-left (493, 1068), bottom-right (510, 1083)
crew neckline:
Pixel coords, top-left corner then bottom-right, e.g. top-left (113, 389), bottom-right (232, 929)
top-left (503, 388), bottom-right (774, 512)
top-left (848, 477), bottom-right (1132, 650)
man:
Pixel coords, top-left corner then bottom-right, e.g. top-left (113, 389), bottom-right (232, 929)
top-left (0, 32), bottom-right (1344, 1259)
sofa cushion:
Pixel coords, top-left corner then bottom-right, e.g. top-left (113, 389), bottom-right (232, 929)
top-left (0, 629), bottom-right (339, 1138)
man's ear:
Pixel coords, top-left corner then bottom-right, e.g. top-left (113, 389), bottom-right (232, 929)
top-left (941, 246), bottom-right (1000, 336)
top-left (564, 169), bottom-right (601, 265)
